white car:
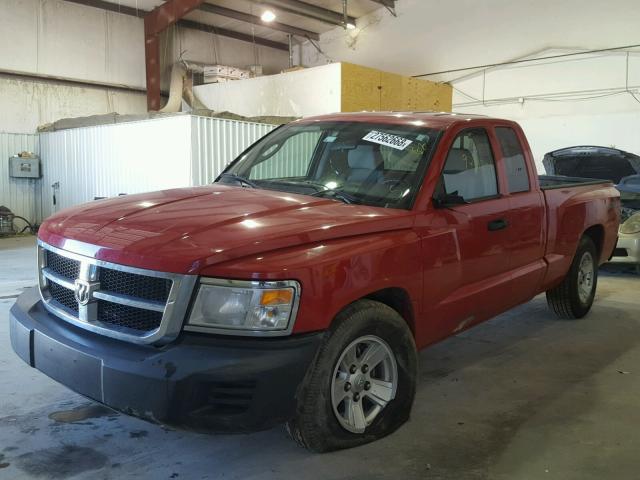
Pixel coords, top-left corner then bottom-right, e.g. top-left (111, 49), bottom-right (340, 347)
top-left (612, 176), bottom-right (640, 271)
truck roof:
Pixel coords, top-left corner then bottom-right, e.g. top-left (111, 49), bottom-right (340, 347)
top-left (296, 111), bottom-right (513, 129)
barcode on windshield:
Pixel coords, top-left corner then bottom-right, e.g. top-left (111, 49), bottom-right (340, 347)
top-left (363, 131), bottom-right (413, 151)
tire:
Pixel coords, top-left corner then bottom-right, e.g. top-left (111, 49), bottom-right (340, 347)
top-left (286, 299), bottom-right (417, 452)
top-left (546, 236), bottom-right (598, 319)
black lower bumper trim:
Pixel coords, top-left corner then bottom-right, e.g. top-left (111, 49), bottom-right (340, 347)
top-left (10, 288), bottom-right (324, 432)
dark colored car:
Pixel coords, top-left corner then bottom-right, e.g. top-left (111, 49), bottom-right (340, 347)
top-left (543, 146), bottom-right (640, 184)
top-left (543, 146), bottom-right (640, 268)
top-left (618, 174), bottom-right (640, 194)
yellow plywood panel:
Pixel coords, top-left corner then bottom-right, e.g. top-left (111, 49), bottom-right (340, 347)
top-left (402, 76), bottom-right (452, 112)
top-left (340, 63), bottom-right (381, 112)
top-left (340, 62), bottom-right (452, 113)
top-left (380, 71), bottom-right (403, 111)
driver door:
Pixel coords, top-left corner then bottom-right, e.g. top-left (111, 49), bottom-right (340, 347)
top-left (419, 128), bottom-right (513, 340)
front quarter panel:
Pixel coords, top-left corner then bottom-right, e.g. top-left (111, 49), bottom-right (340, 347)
top-left (198, 230), bottom-right (422, 336)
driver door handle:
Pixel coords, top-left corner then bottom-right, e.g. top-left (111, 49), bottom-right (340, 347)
top-left (488, 218), bottom-right (509, 231)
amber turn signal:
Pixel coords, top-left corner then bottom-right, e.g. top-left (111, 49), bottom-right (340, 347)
top-left (260, 289), bottom-right (294, 306)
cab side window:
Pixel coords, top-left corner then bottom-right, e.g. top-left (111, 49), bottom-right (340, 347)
top-left (496, 127), bottom-right (530, 193)
top-left (442, 129), bottom-right (498, 202)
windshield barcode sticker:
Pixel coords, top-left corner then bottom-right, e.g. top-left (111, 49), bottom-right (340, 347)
top-left (363, 131), bottom-right (413, 151)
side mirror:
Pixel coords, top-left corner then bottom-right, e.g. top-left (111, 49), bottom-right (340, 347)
top-left (433, 192), bottom-right (468, 208)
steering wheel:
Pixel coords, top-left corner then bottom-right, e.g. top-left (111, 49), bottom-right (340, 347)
top-left (382, 178), bottom-right (412, 196)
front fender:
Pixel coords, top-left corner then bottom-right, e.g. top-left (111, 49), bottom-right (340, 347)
top-left (198, 230), bottom-right (423, 335)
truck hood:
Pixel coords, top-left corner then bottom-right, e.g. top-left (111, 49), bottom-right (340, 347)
top-left (39, 185), bottom-right (414, 274)
top-left (542, 146), bottom-right (640, 183)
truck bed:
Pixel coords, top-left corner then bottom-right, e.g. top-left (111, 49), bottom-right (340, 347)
top-left (539, 177), bottom-right (619, 293)
top-left (539, 175), bottom-right (612, 190)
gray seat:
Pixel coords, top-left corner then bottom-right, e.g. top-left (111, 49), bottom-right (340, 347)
top-left (347, 145), bottom-right (383, 183)
top-left (443, 147), bottom-right (498, 200)
top-left (443, 148), bottom-right (473, 173)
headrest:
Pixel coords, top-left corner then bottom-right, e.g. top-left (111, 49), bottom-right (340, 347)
top-left (348, 145), bottom-right (380, 169)
top-left (445, 148), bottom-right (473, 172)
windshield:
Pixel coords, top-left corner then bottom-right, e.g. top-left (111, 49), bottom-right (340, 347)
top-left (218, 121), bottom-right (441, 209)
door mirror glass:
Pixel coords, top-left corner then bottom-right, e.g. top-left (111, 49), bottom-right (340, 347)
top-left (433, 191), bottom-right (469, 208)
top-left (432, 177), bottom-right (469, 208)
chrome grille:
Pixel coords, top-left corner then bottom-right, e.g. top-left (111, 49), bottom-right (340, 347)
top-left (38, 240), bottom-right (196, 345)
top-left (46, 250), bottom-right (80, 280)
top-left (49, 281), bottom-right (79, 313)
top-left (97, 302), bottom-right (164, 332)
top-left (99, 268), bottom-right (171, 302)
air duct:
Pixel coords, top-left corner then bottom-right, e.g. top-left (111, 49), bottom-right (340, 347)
top-left (159, 63), bottom-right (187, 113)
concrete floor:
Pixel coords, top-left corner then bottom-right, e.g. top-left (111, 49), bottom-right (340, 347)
top-left (1, 236), bottom-right (640, 480)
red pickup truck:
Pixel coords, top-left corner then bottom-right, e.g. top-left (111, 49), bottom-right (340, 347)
top-left (10, 113), bottom-right (620, 452)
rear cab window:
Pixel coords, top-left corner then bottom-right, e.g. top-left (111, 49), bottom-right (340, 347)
top-left (495, 127), bottom-right (530, 193)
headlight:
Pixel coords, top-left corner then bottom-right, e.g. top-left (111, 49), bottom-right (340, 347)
top-left (620, 213), bottom-right (640, 234)
top-left (185, 279), bottom-right (300, 336)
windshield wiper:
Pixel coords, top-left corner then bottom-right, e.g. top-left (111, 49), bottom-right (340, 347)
top-left (218, 173), bottom-right (258, 189)
top-left (310, 188), bottom-right (359, 204)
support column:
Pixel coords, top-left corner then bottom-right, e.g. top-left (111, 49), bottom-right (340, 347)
top-left (144, 32), bottom-right (161, 111)
top-left (144, 0), bottom-right (206, 111)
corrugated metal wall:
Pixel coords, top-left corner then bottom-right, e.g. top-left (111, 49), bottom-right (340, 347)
top-left (4, 115), bottom-right (297, 226)
top-left (190, 116), bottom-right (275, 185)
top-left (39, 116), bottom-right (193, 219)
top-left (0, 132), bottom-right (40, 224)
top-left (250, 131), bottom-right (321, 179)
top-left (38, 115), bottom-right (278, 219)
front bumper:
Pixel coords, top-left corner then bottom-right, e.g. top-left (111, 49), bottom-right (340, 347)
top-left (610, 232), bottom-right (640, 264)
top-left (10, 288), bottom-right (323, 432)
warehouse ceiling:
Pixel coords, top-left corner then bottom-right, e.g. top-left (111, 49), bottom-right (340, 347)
top-left (79, 0), bottom-right (391, 47)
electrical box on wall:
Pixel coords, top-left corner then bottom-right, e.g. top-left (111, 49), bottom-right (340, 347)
top-left (9, 154), bottom-right (41, 179)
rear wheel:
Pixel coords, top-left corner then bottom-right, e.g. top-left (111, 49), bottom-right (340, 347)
top-left (546, 236), bottom-right (598, 319)
top-left (286, 299), bottom-right (417, 452)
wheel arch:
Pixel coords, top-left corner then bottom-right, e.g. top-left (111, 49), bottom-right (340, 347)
top-left (362, 287), bottom-right (416, 336)
top-left (583, 224), bottom-right (605, 261)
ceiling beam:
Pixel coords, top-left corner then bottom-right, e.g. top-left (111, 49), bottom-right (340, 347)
top-left (144, 0), bottom-right (207, 111)
top-left (198, 3), bottom-right (320, 40)
top-left (144, 0), bottom-right (205, 35)
top-left (61, 0), bottom-right (290, 111)
top-left (61, 1), bottom-right (288, 51)
top-left (368, 0), bottom-right (395, 8)
top-left (178, 19), bottom-right (289, 51)
top-left (254, 0), bottom-right (355, 27)
top-left (63, 0), bottom-right (144, 17)
top-left (368, 0), bottom-right (396, 17)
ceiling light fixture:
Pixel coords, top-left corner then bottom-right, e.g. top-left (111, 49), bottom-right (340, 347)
top-left (342, 0), bottom-right (350, 30)
top-left (346, 22), bottom-right (356, 30)
top-left (261, 10), bottom-right (276, 22)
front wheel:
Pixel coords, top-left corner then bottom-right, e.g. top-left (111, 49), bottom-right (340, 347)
top-left (546, 236), bottom-right (598, 319)
top-left (286, 300), bottom-right (417, 452)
